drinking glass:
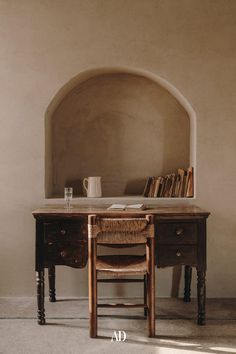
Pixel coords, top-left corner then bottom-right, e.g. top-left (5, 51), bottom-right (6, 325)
top-left (64, 187), bottom-right (73, 209)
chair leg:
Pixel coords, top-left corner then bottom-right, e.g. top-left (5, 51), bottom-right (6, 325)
top-left (147, 273), bottom-right (155, 337)
top-left (89, 237), bottom-right (97, 338)
top-left (144, 274), bottom-right (147, 317)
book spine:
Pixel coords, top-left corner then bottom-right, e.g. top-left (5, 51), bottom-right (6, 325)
top-left (143, 177), bottom-right (152, 197)
top-left (142, 167), bottom-right (193, 199)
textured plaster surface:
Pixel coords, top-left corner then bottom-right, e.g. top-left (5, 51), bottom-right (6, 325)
top-left (0, 0), bottom-right (236, 297)
top-left (48, 73), bottom-right (189, 197)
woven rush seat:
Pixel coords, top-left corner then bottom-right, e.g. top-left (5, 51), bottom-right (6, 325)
top-left (96, 255), bottom-right (147, 275)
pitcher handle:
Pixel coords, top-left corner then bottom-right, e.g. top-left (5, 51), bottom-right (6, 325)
top-left (83, 178), bottom-right (88, 193)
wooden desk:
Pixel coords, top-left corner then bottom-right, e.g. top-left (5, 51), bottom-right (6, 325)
top-left (32, 205), bottom-right (210, 326)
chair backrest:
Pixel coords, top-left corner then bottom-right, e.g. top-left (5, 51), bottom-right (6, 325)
top-left (88, 215), bottom-right (154, 244)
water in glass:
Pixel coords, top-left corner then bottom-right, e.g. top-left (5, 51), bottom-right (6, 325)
top-left (64, 187), bottom-right (73, 209)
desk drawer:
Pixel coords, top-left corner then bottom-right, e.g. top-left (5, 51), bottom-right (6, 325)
top-left (45, 240), bottom-right (87, 268)
top-left (157, 245), bottom-right (197, 267)
top-left (44, 219), bottom-right (88, 268)
top-left (156, 223), bottom-right (197, 244)
top-left (44, 220), bottom-right (87, 243)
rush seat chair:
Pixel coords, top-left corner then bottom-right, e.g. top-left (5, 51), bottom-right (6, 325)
top-left (88, 214), bottom-right (155, 338)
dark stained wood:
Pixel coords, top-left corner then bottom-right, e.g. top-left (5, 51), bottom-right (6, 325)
top-left (48, 266), bottom-right (56, 302)
top-left (33, 204), bottom-right (209, 328)
top-left (184, 265), bottom-right (192, 302)
top-left (197, 219), bottom-right (207, 271)
top-left (157, 222), bottom-right (197, 244)
top-left (45, 241), bottom-right (87, 268)
top-left (196, 219), bottom-right (207, 325)
top-left (157, 245), bottom-right (197, 267)
top-left (44, 218), bottom-right (88, 269)
top-left (197, 270), bottom-right (206, 325)
top-left (88, 215), bottom-right (97, 338)
top-left (44, 220), bottom-right (86, 242)
top-left (35, 219), bottom-right (44, 271)
top-left (36, 219), bottom-right (45, 325)
top-left (147, 235), bottom-right (155, 337)
top-left (36, 271), bottom-right (45, 325)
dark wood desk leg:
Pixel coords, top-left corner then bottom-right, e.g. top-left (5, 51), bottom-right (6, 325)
top-left (197, 270), bottom-right (206, 325)
top-left (147, 236), bottom-right (155, 337)
top-left (36, 270), bottom-right (45, 325)
top-left (144, 274), bottom-right (147, 317)
top-left (36, 219), bottom-right (45, 325)
top-left (184, 266), bottom-right (192, 302)
top-left (48, 266), bottom-right (56, 302)
top-left (88, 216), bottom-right (97, 338)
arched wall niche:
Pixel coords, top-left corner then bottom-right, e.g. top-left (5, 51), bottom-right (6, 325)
top-left (45, 67), bottom-right (196, 199)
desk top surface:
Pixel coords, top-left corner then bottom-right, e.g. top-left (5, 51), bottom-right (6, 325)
top-left (32, 204), bottom-right (210, 218)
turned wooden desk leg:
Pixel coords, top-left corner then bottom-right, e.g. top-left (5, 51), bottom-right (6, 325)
top-left (147, 236), bottom-right (155, 337)
top-left (197, 270), bottom-right (206, 325)
top-left (36, 270), bottom-right (45, 325)
top-left (48, 266), bottom-right (56, 302)
top-left (184, 266), bottom-right (192, 302)
top-left (88, 215), bottom-right (97, 338)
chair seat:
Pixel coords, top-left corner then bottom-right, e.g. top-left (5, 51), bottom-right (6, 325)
top-left (96, 255), bottom-right (147, 276)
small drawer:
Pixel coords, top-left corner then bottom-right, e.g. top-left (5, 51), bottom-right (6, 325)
top-left (45, 241), bottom-right (88, 268)
top-left (157, 245), bottom-right (197, 267)
top-left (44, 220), bottom-right (87, 243)
top-left (156, 223), bottom-right (197, 244)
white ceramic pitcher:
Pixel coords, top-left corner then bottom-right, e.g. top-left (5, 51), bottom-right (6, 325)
top-left (83, 176), bottom-right (102, 198)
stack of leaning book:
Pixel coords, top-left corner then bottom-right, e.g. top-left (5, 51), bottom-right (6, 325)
top-left (143, 167), bottom-right (193, 198)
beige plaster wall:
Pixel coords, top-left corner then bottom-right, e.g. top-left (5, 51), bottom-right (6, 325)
top-left (0, 0), bottom-right (236, 297)
top-left (48, 72), bottom-right (189, 197)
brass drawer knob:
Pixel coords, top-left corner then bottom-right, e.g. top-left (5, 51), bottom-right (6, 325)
top-left (60, 229), bottom-right (66, 235)
top-left (60, 251), bottom-right (67, 258)
top-left (48, 242), bottom-right (53, 246)
top-left (176, 251), bottom-right (182, 257)
top-left (175, 228), bottom-right (184, 236)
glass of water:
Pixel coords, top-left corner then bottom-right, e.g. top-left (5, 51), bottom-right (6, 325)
top-left (64, 187), bottom-right (73, 209)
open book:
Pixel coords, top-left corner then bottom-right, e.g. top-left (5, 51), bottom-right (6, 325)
top-left (107, 204), bottom-right (145, 210)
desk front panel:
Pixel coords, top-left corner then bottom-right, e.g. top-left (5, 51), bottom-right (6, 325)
top-left (155, 219), bottom-right (206, 269)
top-left (43, 217), bottom-right (88, 268)
top-left (37, 215), bottom-right (205, 271)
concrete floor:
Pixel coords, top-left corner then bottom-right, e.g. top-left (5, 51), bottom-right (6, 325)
top-left (0, 298), bottom-right (236, 354)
